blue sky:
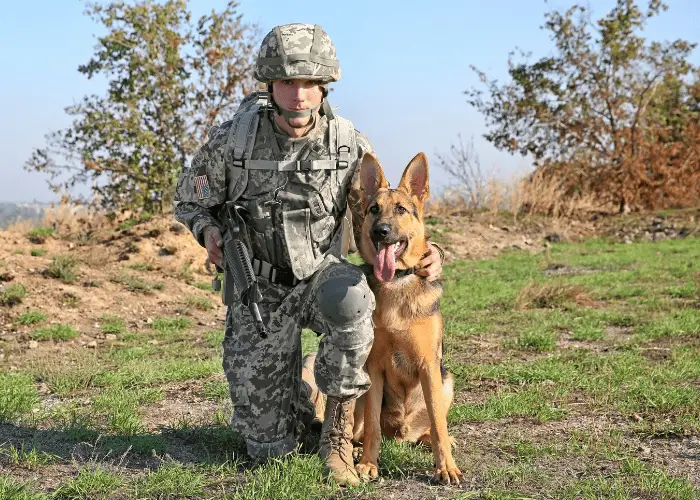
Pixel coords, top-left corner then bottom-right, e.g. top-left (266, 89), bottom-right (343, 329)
top-left (1, 0), bottom-right (698, 203)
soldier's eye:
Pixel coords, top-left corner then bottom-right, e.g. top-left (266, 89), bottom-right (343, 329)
top-left (369, 204), bottom-right (379, 215)
top-left (396, 205), bottom-right (408, 215)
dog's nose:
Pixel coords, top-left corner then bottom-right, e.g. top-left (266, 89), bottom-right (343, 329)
top-left (372, 223), bottom-right (391, 238)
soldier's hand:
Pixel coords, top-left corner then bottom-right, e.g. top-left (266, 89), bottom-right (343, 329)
top-left (203, 226), bottom-right (224, 268)
top-left (416, 243), bottom-right (444, 282)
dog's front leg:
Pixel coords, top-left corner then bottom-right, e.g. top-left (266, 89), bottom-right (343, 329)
top-left (419, 361), bottom-right (462, 485)
top-left (355, 366), bottom-right (384, 481)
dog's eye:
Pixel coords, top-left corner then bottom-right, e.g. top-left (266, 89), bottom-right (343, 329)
top-left (396, 205), bottom-right (408, 215)
top-left (369, 204), bottom-right (379, 215)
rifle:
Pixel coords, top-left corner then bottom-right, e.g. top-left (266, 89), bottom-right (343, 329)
top-left (218, 201), bottom-right (268, 339)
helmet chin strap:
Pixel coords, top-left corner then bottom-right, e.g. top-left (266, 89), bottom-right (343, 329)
top-left (276, 104), bottom-right (321, 128)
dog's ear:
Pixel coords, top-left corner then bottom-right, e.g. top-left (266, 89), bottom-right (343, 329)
top-left (360, 152), bottom-right (388, 210)
top-left (398, 152), bottom-right (430, 203)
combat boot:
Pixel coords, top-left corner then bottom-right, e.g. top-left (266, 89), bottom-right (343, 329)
top-left (319, 396), bottom-right (359, 487)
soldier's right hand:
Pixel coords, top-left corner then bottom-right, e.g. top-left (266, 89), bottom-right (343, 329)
top-left (203, 226), bottom-right (224, 268)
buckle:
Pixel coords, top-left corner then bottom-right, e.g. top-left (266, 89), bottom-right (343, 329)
top-left (232, 159), bottom-right (244, 168)
top-left (337, 145), bottom-right (350, 169)
top-left (274, 267), bottom-right (298, 286)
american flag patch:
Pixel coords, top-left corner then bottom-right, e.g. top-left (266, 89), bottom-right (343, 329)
top-left (194, 175), bottom-right (211, 200)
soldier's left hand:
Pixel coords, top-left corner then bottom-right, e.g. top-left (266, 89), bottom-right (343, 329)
top-left (416, 243), bottom-right (443, 282)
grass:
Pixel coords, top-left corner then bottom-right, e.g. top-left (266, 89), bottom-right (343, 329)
top-left (0, 476), bottom-right (46, 500)
top-left (98, 313), bottom-right (126, 334)
top-left (110, 272), bottom-right (164, 293)
top-left (184, 294), bottom-right (215, 311)
top-left (26, 227), bottom-right (53, 244)
top-left (0, 283), bottom-right (27, 306)
top-left (45, 254), bottom-right (79, 283)
top-left (1, 444), bottom-right (59, 469)
top-left (0, 373), bottom-right (38, 421)
top-left (53, 467), bottom-right (124, 500)
top-left (0, 234), bottom-right (699, 498)
top-left (15, 311), bottom-right (47, 325)
top-left (133, 463), bottom-right (205, 498)
top-left (29, 324), bottom-right (79, 341)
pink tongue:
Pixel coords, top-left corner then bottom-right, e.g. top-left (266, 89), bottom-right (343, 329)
top-left (374, 245), bottom-right (396, 281)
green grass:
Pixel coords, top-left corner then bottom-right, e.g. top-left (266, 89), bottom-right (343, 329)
top-left (53, 467), bottom-right (124, 500)
top-left (0, 476), bottom-right (46, 500)
top-left (227, 455), bottom-right (365, 499)
top-left (15, 310), bottom-right (47, 325)
top-left (110, 272), bottom-right (163, 293)
top-left (128, 262), bottom-right (154, 271)
top-left (184, 295), bottom-right (215, 311)
top-left (26, 227), bottom-right (53, 244)
top-left (0, 373), bottom-right (38, 421)
top-left (29, 324), bottom-right (79, 341)
top-left (29, 248), bottom-right (47, 257)
top-left (133, 463), bottom-right (205, 498)
top-left (91, 387), bottom-right (163, 434)
top-left (1, 234), bottom-right (699, 498)
top-left (0, 283), bottom-right (27, 306)
top-left (1, 444), bottom-right (58, 469)
top-left (45, 254), bottom-right (79, 283)
top-left (98, 313), bottom-right (126, 334)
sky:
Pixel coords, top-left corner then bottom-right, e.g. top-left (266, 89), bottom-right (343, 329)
top-left (1, 0), bottom-right (698, 203)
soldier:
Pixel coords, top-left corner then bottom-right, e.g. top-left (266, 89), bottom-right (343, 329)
top-left (173, 23), bottom-right (444, 486)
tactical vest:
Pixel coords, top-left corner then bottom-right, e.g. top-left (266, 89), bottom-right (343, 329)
top-left (219, 91), bottom-right (358, 292)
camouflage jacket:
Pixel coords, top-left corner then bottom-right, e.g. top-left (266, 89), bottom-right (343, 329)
top-left (173, 106), bottom-right (373, 281)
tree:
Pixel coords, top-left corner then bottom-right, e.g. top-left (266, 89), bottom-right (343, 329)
top-left (465, 0), bottom-right (699, 213)
top-left (26, 0), bottom-right (259, 214)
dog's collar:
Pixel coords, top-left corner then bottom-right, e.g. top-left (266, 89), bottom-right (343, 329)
top-left (393, 267), bottom-right (416, 279)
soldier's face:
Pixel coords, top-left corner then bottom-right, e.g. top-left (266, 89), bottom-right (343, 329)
top-left (272, 79), bottom-right (324, 127)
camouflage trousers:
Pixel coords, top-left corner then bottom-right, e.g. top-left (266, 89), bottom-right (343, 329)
top-left (222, 255), bottom-right (375, 460)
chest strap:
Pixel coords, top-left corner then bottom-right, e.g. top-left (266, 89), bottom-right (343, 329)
top-left (252, 257), bottom-right (300, 287)
top-left (238, 158), bottom-right (348, 171)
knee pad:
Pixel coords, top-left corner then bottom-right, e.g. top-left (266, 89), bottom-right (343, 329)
top-left (316, 271), bottom-right (372, 326)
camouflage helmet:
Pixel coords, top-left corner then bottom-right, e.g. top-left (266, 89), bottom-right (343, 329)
top-left (254, 23), bottom-right (341, 84)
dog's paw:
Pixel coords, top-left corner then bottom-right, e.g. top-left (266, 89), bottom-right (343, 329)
top-left (355, 462), bottom-right (379, 481)
top-left (432, 466), bottom-right (463, 485)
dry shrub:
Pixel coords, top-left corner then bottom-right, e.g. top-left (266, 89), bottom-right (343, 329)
top-left (42, 202), bottom-right (112, 242)
top-left (524, 119), bottom-right (700, 216)
top-left (515, 281), bottom-right (594, 311)
top-left (426, 174), bottom-right (528, 218)
top-left (518, 168), bottom-right (615, 219)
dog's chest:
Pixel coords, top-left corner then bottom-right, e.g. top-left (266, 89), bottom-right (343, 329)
top-left (387, 341), bottom-right (421, 386)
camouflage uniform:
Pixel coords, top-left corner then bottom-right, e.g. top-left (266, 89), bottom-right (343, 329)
top-left (173, 24), bottom-right (375, 461)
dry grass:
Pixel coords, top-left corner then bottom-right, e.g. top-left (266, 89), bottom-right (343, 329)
top-left (428, 167), bottom-right (618, 221)
top-left (514, 281), bottom-right (595, 311)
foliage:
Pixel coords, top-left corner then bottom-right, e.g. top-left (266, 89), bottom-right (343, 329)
top-left (466, 0), bottom-right (700, 213)
top-left (0, 284), bottom-right (27, 307)
top-left (25, 0), bottom-right (259, 214)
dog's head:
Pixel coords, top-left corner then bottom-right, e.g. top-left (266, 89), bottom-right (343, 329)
top-left (358, 152), bottom-right (430, 282)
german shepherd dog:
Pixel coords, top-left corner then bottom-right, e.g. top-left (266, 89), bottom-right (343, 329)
top-left (352, 151), bottom-right (462, 485)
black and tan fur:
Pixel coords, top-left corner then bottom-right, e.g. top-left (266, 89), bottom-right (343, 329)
top-left (352, 152), bottom-right (462, 485)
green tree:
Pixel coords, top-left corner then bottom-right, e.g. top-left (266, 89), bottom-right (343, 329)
top-left (26, 0), bottom-right (258, 214)
top-left (465, 0), bottom-right (699, 212)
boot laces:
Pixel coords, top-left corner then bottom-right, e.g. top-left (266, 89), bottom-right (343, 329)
top-left (328, 399), bottom-right (351, 453)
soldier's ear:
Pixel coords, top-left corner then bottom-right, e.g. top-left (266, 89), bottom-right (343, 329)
top-left (398, 152), bottom-right (430, 205)
top-left (360, 152), bottom-right (388, 211)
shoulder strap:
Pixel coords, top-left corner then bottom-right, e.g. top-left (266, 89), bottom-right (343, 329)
top-left (223, 93), bottom-right (269, 203)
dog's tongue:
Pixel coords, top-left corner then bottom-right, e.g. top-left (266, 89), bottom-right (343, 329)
top-left (374, 243), bottom-right (397, 282)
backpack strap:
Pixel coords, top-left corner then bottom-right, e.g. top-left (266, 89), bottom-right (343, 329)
top-left (223, 93), bottom-right (270, 203)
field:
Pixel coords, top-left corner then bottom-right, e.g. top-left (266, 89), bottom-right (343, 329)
top-left (0, 214), bottom-right (699, 499)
